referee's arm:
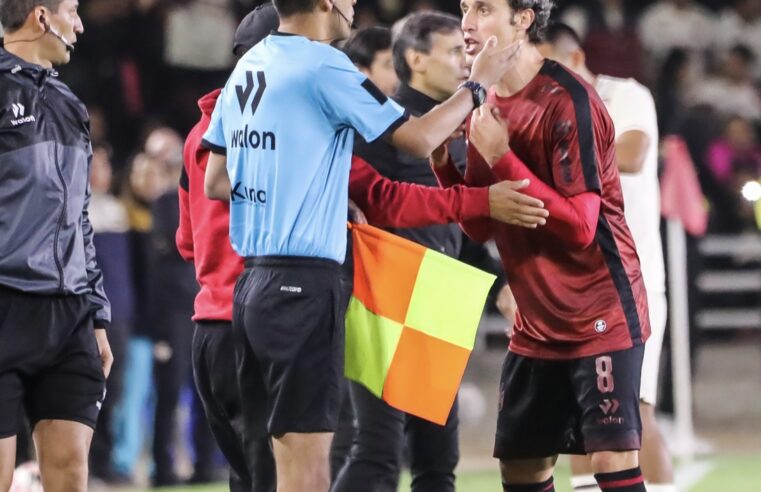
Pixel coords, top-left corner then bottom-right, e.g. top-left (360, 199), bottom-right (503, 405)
top-left (205, 151), bottom-right (230, 202)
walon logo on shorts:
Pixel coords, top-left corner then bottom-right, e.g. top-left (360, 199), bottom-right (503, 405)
top-left (231, 182), bottom-right (267, 205)
top-left (9, 102), bottom-right (35, 126)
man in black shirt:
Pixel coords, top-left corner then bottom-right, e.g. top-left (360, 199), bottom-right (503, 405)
top-left (332, 12), bottom-right (469, 492)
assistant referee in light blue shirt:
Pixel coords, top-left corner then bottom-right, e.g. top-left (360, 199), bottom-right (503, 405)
top-left (202, 0), bottom-right (521, 490)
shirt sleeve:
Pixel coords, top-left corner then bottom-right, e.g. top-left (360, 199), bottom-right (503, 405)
top-left (611, 82), bottom-right (657, 138)
top-left (547, 97), bottom-right (602, 197)
top-left (315, 51), bottom-right (408, 143)
top-left (201, 94), bottom-right (227, 155)
top-left (349, 155), bottom-right (490, 228)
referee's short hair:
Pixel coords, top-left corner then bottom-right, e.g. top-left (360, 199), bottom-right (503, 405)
top-left (272, 0), bottom-right (320, 18)
top-left (0, 0), bottom-right (63, 33)
top-left (392, 11), bottom-right (461, 85)
top-left (343, 26), bottom-right (391, 70)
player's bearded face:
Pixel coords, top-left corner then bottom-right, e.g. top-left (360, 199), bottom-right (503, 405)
top-left (461, 0), bottom-right (521, 63)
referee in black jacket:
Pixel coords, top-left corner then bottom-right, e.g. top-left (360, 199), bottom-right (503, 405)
top-left (0, 1), bottom-right (112, 491)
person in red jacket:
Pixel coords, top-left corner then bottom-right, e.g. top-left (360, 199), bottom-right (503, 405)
top-left (176, 4), bottom-right (547, 492)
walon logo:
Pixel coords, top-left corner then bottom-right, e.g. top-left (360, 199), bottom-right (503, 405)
top-left (236, 71), bottom-right (267, 115)
top-left (9, 102), bottom-right (35, 126)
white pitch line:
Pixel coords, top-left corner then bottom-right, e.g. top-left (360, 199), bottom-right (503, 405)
top-left (676, 460), bottom-right (715, 491)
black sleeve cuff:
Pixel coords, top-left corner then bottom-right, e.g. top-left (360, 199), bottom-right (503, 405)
top-left (201, 138), bottom-right (227, 155)
top-left (94, 319), bottom-right (110, 330)
top-left (373, 110), bottom-right (410, 143)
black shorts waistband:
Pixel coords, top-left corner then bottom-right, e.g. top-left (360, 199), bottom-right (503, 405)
top-left (243, 255), bottom-right (341, 272)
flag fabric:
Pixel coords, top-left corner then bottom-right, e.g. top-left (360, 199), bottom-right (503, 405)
top-left (345, 223), bottom-right (496, 425)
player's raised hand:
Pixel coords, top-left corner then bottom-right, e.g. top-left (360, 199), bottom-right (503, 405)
top-left (488, 179), bottom-right (548, 228)
top-left (469, 37), bottom-right (522, 89)
top-left (470, 104), bottom-right (510, 166)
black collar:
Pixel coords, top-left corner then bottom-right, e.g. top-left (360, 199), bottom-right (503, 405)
top-left (393, 84), bottom-right (442, 115)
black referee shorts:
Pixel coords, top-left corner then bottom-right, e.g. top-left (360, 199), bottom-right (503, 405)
top-left (0, 285), bottom-right (106, 438)
top-left (494, 345), bottom-right (644, 460)
top-left (233, 256), bottom-right (344, 438)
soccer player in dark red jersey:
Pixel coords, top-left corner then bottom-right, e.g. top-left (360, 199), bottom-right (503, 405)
top-left (432, 1), bottom-right (651, 491)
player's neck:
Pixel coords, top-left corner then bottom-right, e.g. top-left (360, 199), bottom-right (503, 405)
top-left (494, 44), bottom-right (544, 98)
top-left (278, 14), bottom-right (333, 43)
top-left (3, 32), bottom-right (51, 68)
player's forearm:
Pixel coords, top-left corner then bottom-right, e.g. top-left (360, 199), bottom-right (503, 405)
top-left (204, 151), bottom-right (231, 201)
top-left (431, 154), bottom-right (467, 189)
top-left (492, 151), bottom-right (600, 248)
top-left (390, 89), bottom-right (473, 158)
top-left (616, 130), bottom-right (650, 174)
top-left (429, 155), bottom-right (493, 242)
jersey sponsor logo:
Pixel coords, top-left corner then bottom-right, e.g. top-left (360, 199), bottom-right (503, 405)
top-left (230, 124), bottom-right (276, 150)
top-left (231, 181), bottom-right (267, 204)
top-left (9, 102), bottom-right (36, 126)
top-left (280, 285), bottom-right (302, 293)
top-left (597, 398), bottom-right (624, 424)
top-left (594, 319), bottom-right (607, 333)
top-left (599, 398), bottom-right (619, 415)
top-left (236, 70), bottom-right (267, 115)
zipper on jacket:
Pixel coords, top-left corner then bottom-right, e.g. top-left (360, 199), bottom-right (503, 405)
top-left (52, 142), bottom-right (67, 292)
top-left (43, 88), bottom-right (67, 292)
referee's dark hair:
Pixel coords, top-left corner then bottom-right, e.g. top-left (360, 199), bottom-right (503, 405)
top-left (543, 21), bottom-right (582, 48)
top-left (343, 27), bottom-right (391, 70)
top-left (272, 0), bottom-right (321, 18)
top-left (392, 11), bottom-right (461, 85)
top-left (508, 0), bottom-right (555, 43)
top-left (0, 0), bottom-right (63, 33)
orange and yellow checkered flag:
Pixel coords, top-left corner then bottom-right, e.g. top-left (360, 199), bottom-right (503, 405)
top-left (345, 224), bottom-right (496, 425)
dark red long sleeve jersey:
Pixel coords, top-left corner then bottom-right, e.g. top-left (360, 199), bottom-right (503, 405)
top-left (177, 90), bottom-right (491, 322)
top-left (434, 60), bottom-right (650, 360)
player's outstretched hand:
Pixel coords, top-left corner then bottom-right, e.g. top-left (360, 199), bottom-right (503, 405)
top-left (470, 104), bottom-right (511, 166)
top-left (94, 328), bottom-right (113, 379)
top-left (488, 179), bottom-right (548, 228)
top-left (348, 199), bottom-right (368, 225)
top-left (469, 37), bottom-right (522, 89)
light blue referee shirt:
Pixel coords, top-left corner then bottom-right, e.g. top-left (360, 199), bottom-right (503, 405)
top-left (202, 32), bottom-right (407, 263)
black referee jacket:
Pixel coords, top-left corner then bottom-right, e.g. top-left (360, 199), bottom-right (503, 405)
top-left (0, 45), bottom-right (110, 328)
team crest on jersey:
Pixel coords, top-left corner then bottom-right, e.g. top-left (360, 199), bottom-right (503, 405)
top-left (594, 319), bottom-right (607, 333)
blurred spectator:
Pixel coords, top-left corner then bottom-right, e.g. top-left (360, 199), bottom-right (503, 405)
top-left (161, 0), bottom-right (255, 134)
top-left (111, 152), bottom-right (166, 481)
top-left (639, 0), bottom-right (714, 69)
top-left (690, 45), bottom-right (761, 121)
top-left (561, 0), bottom-right (645, 80)
top-left (655, 48), bottom-right (692, 135)
top-left (343, 26), bottom-right (399, 97)
top-left (88, 145), bottom-right (136, 485)
top-left (714, 0), bottom-right (761, 77)
top-left (707, 116), bottom-right (761, 185)
top-left (144, 127), bottom-right (215, 486)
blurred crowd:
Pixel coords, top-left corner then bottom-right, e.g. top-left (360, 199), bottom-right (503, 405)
top-left (6, 0), bottom-right (761, 486)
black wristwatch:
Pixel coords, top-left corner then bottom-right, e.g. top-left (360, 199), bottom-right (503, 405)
top-left (459, 80), bottom-right (487, 108)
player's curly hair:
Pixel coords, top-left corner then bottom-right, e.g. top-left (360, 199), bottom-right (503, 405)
top-left (508, 0), bottom-right (555, 43)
